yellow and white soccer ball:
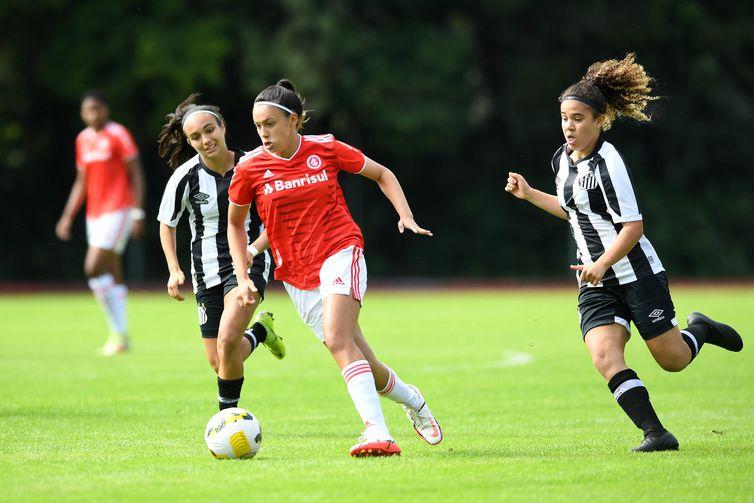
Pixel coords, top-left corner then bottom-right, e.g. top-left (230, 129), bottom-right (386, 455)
top-left (204, 407), bottom-right (262, 459)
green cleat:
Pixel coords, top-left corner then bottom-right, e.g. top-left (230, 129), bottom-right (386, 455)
top-left (255, 311), bottom-right (286, 360)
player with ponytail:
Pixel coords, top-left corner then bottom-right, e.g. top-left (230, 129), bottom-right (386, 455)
top-left (227, 79), bottom-right (443, 457)
top-left (157, 94), bottom-right (286, 413)
top-left (506, 54), bottom-right (743, 452)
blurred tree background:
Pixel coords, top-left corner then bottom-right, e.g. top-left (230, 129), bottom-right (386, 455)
top-left (1, 0), bottom-right (752, 283)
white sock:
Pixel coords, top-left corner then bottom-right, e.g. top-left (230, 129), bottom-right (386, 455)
top-left (377, 366), bottom-right (423, 409)
top-left (88, 274), bottom-right (119, 334)
top-left (106, 284), bottom-right (128, 336)
top-left (341, 360), bottom-right (391, 439)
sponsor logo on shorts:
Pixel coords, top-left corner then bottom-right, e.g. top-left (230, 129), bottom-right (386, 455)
top-left (648, 309), bottom-right (665, 323)
top-left (198, 303), bottom-right (208, 325)
top-left (332, 277), bottom-right (346, 287)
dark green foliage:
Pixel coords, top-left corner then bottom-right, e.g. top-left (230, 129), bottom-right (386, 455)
top-left (1, 1), bottom-right (752, 280)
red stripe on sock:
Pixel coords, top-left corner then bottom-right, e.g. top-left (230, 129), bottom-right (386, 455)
top-left (343, 365), bottom-right (371, 381)
top-left (342, 362), bottom-right (371, 382)
top-left (378, 369), bottom-right (396, 395)
top-left (344, 367), bottom-right (373, 383)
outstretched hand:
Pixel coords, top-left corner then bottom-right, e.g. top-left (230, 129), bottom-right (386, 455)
top-left (398, 217), bottom-right (433, 237)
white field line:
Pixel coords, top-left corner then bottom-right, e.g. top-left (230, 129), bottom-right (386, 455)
top-left (416, 350), bottom-right (534, 374)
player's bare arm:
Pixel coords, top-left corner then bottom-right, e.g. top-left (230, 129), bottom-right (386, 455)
top-left (247, 229), bottom-right (270, 266)
top-left (227, 202), bottom-right (257, 306)
top-left (127, 157), bottom-right (147, 239)
top-left (359, 157), bottom-right (432, 236)
top-left (158, 223), bottom-right (185, 301)
top-left (505, 171), bottom-right (568, 220)
top-left (55, 169), bottom-right (87, 240)
top-left (570, 220), bottom-right (644, 286)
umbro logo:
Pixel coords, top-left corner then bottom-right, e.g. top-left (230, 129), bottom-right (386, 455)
top-left (192, 192), bottom-right (210, 205)
top-left (263, 169), bottom-right (275, 179)
top-left (332, 277), bottom-right (346, 287)
top-left (648, 309), bottom-right (665, 323)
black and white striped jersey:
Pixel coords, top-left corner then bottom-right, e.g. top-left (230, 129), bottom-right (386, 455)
top-left (157, 149), bottom-right (270, 293)
top-left (552, 139), bottom-right (664, 286)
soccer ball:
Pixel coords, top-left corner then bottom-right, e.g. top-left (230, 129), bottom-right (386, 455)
top-left (204, 407), bottom-right (262, 459)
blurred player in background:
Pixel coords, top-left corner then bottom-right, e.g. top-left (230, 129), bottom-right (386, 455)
top-left (227, 79), bottom-right (443, 457)
top-left (506, 53), bottom-right (743, 452)
top-left (55, 90), bottom-right (146, 355)
top-left (157, 95), bottom-right (285, 412)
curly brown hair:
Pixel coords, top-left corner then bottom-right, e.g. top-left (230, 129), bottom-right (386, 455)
top-left (560, 53), bottom-right (658, 130)
top-left (157, 94), bottom-right (225, 169)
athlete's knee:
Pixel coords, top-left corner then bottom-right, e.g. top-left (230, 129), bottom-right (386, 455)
top-left (590, 349), bottom-right (623, 377)
top-left (654, 353), bottom-right (687, 372)
top-left (323, 331), bottom-right (354, 355)
top-left (207, 355), bottom-right (220, 373)
top-left (216, 332), bottom-right (240, 359)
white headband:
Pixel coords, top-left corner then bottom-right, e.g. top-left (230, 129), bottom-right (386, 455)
top-left (182, 109), bottom-right (222, 125)
top-left (254, 101), bottom-right (295, 115)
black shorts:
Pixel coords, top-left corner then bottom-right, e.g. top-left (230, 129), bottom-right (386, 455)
top-left (577, 272), bottom-right (676, 341)
top-left (195, 257), bottom-right (270, 339)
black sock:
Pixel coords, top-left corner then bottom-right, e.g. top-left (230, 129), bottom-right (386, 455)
top-left (243, 322), bottom-right (267, 352)
top-left (680, 323), bottom-right (709, 361)
top-left (217, 376), bottom-right (244, 410)
top-left (607, 368), bottom-right (665, 436)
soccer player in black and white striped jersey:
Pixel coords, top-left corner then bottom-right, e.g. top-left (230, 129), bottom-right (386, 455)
top-left (506, 54), bottom-right (743, 452)
top-left (157, 95), bottom-right (286, 412)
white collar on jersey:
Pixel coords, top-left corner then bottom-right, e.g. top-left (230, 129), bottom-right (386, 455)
top-left (265, 133), bottom-right (302, 161)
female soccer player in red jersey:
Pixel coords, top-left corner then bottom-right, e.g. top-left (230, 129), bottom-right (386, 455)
top-left (56, 90), bottom-right (146, 356)
top-left (506, 54), bottom-right (743, 452)
top-left (157, 95), bottom-right (285, 411)
top-left (227, 79), bottom-right (443, 457)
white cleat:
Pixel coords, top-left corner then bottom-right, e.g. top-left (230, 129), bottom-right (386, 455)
top-left (101, 335), bottom-right (129, 356)
top-left (403, 385), bottom-right (443, 445)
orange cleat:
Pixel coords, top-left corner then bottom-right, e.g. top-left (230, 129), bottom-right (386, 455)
top-left (349, 439), bottom-right (402, 457)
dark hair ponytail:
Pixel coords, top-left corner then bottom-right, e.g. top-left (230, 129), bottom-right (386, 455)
top-left (254, 79), bottom-right (310, 132)
top-left (157, 94), bottom-right (225, 169)
top-left (559, 53), bottom-right (658, 130)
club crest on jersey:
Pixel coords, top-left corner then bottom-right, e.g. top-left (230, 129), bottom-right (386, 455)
top-left (306, 154), bottom-right (322, 169)
top-left (577, 171), bottom-right (598, 190)
top-left (192, 192), bottom-right (210, 204)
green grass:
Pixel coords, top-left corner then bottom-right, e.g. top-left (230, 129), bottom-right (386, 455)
top-left (0, 286), bottom-right (752, 502)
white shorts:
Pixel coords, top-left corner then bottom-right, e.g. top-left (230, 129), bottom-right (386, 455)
top-left (283, 245), bottom-right (367, 342)
top-left (86, 208), bottom-right (134, 254)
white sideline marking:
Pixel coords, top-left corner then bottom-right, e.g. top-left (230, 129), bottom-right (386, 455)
top-left (494, 350), bottom-right (534, 368)
top-left (417, 350), bottom-right (534, 374)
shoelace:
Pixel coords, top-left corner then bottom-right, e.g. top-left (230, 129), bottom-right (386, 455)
top-left (406, 402), bottom-right (428, 426)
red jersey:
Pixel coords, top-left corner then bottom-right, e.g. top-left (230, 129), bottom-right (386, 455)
top-left (229, 134), bottom-right (366, 289)
top-left (76, 121), bottom-right (139, 218)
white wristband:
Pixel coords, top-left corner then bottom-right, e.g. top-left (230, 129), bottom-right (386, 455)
top-left (247, 244), bottom-right (260, 257)
top-left (130, 208), bottom-right (146, 220)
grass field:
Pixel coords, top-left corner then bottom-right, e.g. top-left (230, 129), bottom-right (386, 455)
top-left (1, 286), bottom-right (752, 502)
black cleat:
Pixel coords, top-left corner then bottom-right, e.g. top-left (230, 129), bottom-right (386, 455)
top-left (632, 430), bottom-right (679, 452)
top-left (687, 312), bottom-right (743, 352)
